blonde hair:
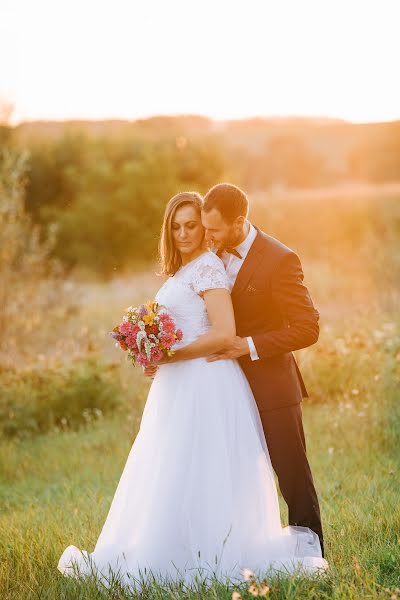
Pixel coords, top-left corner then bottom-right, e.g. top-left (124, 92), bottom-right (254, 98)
top-left (158, 191), bottom-right (204, 276)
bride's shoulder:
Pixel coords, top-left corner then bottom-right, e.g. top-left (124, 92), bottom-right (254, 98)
top-left (196, 251), bottom-right (225, 268)
top-left (189, 251), bottom-right (229, 293)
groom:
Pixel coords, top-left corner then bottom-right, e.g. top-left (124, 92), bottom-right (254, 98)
top-left (201, 183), bottom-right (324, 557)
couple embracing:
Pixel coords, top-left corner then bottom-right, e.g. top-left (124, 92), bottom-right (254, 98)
top-left (58, 183), bottom-right (328, 587)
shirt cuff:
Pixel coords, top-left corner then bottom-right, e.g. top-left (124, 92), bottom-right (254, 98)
top-left (246, 336), bottom-right (260, 361)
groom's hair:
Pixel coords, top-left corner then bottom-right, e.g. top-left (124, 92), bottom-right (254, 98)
top-left (203, 183), bottom-right (249, 223)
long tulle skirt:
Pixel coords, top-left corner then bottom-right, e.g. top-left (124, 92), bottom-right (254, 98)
top-left (58, 357), bottom-right (328, 589)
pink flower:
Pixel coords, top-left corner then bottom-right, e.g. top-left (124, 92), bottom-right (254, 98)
top-left (162, 320), bottom-right (175, 334)
top-left (159, 312), bottom-right (172, 323)
top-left (176, 329), bottom-right (183, 341)
top-left (160, 333), bottom-right (175, 349)
top-left (136, 353), bottom-right (149, 367)
top-left (131, 324), bottom-right (140, 336)
top-left (119, 321), bottom-right (134, 336)
top-left (151, 347), bottom-right (163, 362)
top-left (125, 335), bottom-right (138, 349)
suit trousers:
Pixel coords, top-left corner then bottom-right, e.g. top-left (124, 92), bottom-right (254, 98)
top-left (258, 403), bottom-right (325, 558)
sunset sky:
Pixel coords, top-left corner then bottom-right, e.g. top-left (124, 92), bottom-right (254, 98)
top-left (1, 0), bottom-right (399, 124)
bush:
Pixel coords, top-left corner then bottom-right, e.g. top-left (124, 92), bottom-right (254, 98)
top-left (0, 145), bottom-right (80, 366)
top-left (0, 357), bottom-right (124, 438)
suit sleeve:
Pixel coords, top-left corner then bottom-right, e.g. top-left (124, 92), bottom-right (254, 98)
top-left (252, 252), bottom-right (320, 359)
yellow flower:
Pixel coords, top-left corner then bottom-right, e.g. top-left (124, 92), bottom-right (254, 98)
top-left (146, 299), bottom-right (157, 312)
top-left (143, 313), bottom-right (155, 326)
top-left (248, 584), bottom-right (259, 596)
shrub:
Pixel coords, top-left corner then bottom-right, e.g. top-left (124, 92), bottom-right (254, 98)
top-left (0, 145), bottom-right (80, 366)
top-left (0, 357), bottom-right (124, 439)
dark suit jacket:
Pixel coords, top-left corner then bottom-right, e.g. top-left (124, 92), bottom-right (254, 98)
top-left (230, 226), bottom-right (320, 412)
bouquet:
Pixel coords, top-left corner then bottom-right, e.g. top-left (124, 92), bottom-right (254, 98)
top-left (110, 300), bottom-right (183, 367)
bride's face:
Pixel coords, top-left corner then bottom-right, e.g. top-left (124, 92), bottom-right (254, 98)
top-left (171, 204), bottom-right (205, 256)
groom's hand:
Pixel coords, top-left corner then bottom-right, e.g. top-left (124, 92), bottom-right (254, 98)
top-left (207, 336), bottom-right (250, 362)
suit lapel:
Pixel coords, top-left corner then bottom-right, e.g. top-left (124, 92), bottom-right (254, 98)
top-left (231, 227), bottom-right (265, 297)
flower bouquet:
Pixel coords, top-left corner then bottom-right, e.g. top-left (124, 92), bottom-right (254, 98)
top-left (110, 300), bottom-right (183, 367)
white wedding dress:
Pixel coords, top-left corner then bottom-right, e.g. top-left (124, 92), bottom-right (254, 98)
top-left (58, 251), bottom-right (328, 589)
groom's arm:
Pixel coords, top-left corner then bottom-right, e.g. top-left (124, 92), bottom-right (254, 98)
top-left (251, 251), bottom-right (320, 359)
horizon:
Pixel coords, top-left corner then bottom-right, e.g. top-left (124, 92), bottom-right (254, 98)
top-left (8, 112), bottom-right (400, 127)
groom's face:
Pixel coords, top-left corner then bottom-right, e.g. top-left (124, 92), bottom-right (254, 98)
top-left (201, 208), bottom-right (243, 252)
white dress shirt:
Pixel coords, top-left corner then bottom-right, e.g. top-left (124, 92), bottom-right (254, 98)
top-left (220, 222), bottom-right (260, 361)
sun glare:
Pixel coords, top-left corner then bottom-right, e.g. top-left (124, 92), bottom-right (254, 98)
top-left (1, 0), bottom-right (399, 124)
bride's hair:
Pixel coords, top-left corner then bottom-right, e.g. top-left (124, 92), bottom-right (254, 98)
top-left (159, 191), bottom-right (204, 276)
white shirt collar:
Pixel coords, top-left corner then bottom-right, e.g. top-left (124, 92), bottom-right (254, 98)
top-left (233, 221), bottom-right (257, 260)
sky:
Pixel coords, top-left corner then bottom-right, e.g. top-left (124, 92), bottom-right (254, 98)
top-left (1, 0), bottom-right (400, 125)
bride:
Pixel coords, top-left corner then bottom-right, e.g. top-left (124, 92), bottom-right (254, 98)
top-left (58, 191), bottom-right (328, 589)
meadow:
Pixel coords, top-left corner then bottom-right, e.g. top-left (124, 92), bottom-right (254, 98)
top-left (0, 182), bottom-right (399, 599)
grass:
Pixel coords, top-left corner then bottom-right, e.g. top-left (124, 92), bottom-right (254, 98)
top-left (0, 316), bottom-right (399, 599)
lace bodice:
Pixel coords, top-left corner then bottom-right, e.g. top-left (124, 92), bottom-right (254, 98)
top-left (155, 251), bottom-right (229, 348)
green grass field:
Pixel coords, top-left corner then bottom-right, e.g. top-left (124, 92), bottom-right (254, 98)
top-left (1, 308), bottom-right (399, 599)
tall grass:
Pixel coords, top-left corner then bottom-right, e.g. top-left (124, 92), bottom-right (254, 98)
top-left (0, 317), bottom-right (399, 599)
top-left (0, 146), bottom-right (82, 368)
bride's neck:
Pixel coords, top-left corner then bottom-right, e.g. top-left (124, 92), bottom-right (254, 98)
top-left (180, 247), bottom-right (208, 266)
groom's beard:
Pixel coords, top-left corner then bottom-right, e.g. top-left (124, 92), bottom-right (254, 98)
top-left (207, 232), bottom-right (241, 254)
top-left (222, 231), bottom-right (244, 251)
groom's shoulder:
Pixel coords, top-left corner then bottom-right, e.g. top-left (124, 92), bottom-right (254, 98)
top-left (255, 227), bottom-right (296, 262)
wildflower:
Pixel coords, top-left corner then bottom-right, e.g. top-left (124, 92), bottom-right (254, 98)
top-left (259, 582), bottom-right (270, 596)
top-left (243, 568), bottom-right (255, 581)
top-left (248, 583), bottom-right (259, 596)
top-left (112, 301), bottom-right (180, 367)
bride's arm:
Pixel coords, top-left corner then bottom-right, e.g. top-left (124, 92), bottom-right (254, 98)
top-left (167, 288), bottom-right (236, 362)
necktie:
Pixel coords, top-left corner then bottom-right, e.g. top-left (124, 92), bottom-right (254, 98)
top-left (226, 248), bottom-right (242, 259)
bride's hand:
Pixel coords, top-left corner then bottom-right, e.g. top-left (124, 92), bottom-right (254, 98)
top-left (143, 364), bottom-right (158, 378)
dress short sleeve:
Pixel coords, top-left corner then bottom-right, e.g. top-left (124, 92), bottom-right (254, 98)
top-left (190, 253), bottom-right (230, 295)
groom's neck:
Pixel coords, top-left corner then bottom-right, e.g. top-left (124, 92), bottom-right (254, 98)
top-left (231, 221), bottom-right (250, 248)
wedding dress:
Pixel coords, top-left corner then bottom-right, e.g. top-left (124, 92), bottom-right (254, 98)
top-left (58, 251), bottom-right (328, 589)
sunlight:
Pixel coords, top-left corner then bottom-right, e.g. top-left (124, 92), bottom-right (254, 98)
top-left (1, 0), bottom-right (399, 124)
